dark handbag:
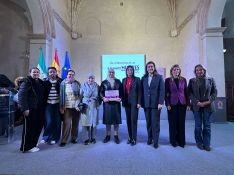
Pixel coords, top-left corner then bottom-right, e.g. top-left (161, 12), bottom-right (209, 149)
top-left (78, 102), bottom-right (88, 114)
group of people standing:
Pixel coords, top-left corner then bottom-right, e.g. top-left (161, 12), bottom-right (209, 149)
top-left (16, 61), bottom-right (217, 153)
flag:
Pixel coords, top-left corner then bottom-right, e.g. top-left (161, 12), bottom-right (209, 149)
top-left (62, 51), bottom-right (71, 79)
top-left (52, 49), bottom-right (61, 77)
top-left (37, 48), bottom-right (47, 79)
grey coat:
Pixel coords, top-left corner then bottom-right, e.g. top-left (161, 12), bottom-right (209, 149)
top-left (188, 77), bottom-right (217, 112)
top-left (80, 82), bottom-right (99, 126)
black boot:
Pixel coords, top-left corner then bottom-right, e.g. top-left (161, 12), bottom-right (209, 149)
top-left (103, 135), bottom-right (110, 143)
top-left (114, 135), bottom-right (120, 144)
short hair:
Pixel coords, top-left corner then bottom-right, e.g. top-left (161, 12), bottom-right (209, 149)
top-left (67, 69), bottom-right (75, 75)
top-left (29, 67), bottom-right (40, 73)
top-left (125, 65), bottom-right (135, 77)
top-left (47, 67), bottom-right (57, 72)
top-left (170, 64), bottom-right (181, 77)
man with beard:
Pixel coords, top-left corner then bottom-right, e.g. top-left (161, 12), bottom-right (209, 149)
top-left (41, 67), bottom-right (62, 145)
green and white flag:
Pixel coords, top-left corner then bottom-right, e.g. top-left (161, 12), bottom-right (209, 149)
top-left (37, 48), bottom-right (47, 79)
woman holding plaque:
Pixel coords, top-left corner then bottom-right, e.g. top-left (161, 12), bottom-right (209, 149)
top-left (141, 61), bottom-right (165, 149)
top-left (122, 65), bottom-right (141, 145)
top-left (100, 68), bottom-right (122, 144)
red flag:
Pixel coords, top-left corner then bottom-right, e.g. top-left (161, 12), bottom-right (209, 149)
top-left (52, 49), bottom-right (61, 77)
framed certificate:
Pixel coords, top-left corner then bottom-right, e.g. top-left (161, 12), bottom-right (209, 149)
top-left (105, 90), bottom-right (119, 99)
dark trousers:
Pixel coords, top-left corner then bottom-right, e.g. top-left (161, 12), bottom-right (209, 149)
top-left (20, 108), bottom-right (44, 152)
top-left (42, 103), bottom-right (61, 142)
top-left (125, 105), bottom-right (139, 141)
top-left (168, 105), bottom-right (186, 146)
top-left (144, 108), bottom-right (161, 146)
top-left (194, 109), bottom-right (212, 146)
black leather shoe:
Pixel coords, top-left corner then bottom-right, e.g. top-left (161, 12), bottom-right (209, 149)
top-left (114, 135), bottom-right (120, 144)
top-left (71, 139), bottom-right (77, 144)
top-left (84, 139), bottom-right (90, 145)
top-left (179, 144), bottom-right (185, 148)
top-left (197, 144), bottom-right (204, 150)
top-left (127, 138), bottom-right (132, 144)
top-left (103, 135), bottom-right (110, 143)
top-left (59, 142), bottom-right (66, 147)
top-left (147, 139), bottom-right (152, 145)
top-left (171, 143), bottom-right (177, 147)
top-left (153, 144), bottom-right (159, 149)
top-left (131, 140), bottom-right (136, 146)
top-left (90, 138), bottom-right (96, 144)
top-left (204, 145), bottom-right (211, 151)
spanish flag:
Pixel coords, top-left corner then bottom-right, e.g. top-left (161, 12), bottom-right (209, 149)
top-left (52, 49), bottom-right (61, 77)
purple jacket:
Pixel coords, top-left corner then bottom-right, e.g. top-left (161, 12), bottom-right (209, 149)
top-left (165, 77), bottom-right (189, 106)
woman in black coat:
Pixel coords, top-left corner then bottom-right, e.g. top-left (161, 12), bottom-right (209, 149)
top-left (122, 65), bottom-right (141, 145)
top-left (100, 68), bottom-right (122, 144)
top-left (18, 67), bottom-right (46, 153)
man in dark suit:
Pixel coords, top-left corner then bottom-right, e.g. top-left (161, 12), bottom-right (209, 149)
top-left (122, 65), bottom-right (141, 145)
top-left (141, 61), bottom-right (165, 149)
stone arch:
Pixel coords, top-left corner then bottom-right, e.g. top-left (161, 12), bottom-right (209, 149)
top-left (198, 0), bottom-right (227, 121)
top-left (26, 0), bottom-right (55, 38)
top-left (25, 0), bottom-right (55, 68)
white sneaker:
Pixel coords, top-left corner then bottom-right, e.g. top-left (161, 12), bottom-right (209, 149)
top-left (40, 140), bottom-right (46, 144)
top-left (28, 147), bottom-right (40, 153)
top-left (50, 140), bottom-right (56, 145)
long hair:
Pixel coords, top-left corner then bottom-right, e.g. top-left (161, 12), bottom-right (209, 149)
top-left (144, 61), bottom-right (157, 77)
top-left (125, 65), bottom-right (135, 78)
top-left (14, 76), bottom-right (24, 90)
top-left (194, 64), bottom-right (206, 77)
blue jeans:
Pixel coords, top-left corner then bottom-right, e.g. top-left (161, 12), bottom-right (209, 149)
top-left (42, 103), bottom-right (61, 142)
top-left (194, 109), bottom-right (212, 146)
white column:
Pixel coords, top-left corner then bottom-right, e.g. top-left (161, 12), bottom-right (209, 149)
top-left (202, 27), bottom-right (226, 97)
top-left (29, 35), bottom-right (53, 69)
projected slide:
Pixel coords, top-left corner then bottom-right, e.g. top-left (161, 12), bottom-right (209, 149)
top-left (102, 54), bottom-right (145, 81)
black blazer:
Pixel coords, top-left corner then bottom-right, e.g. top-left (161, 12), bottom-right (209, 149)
top-left (122, 77), bottom-right (141, 107)
top-left (141, 74), bottom-right (165, 108)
